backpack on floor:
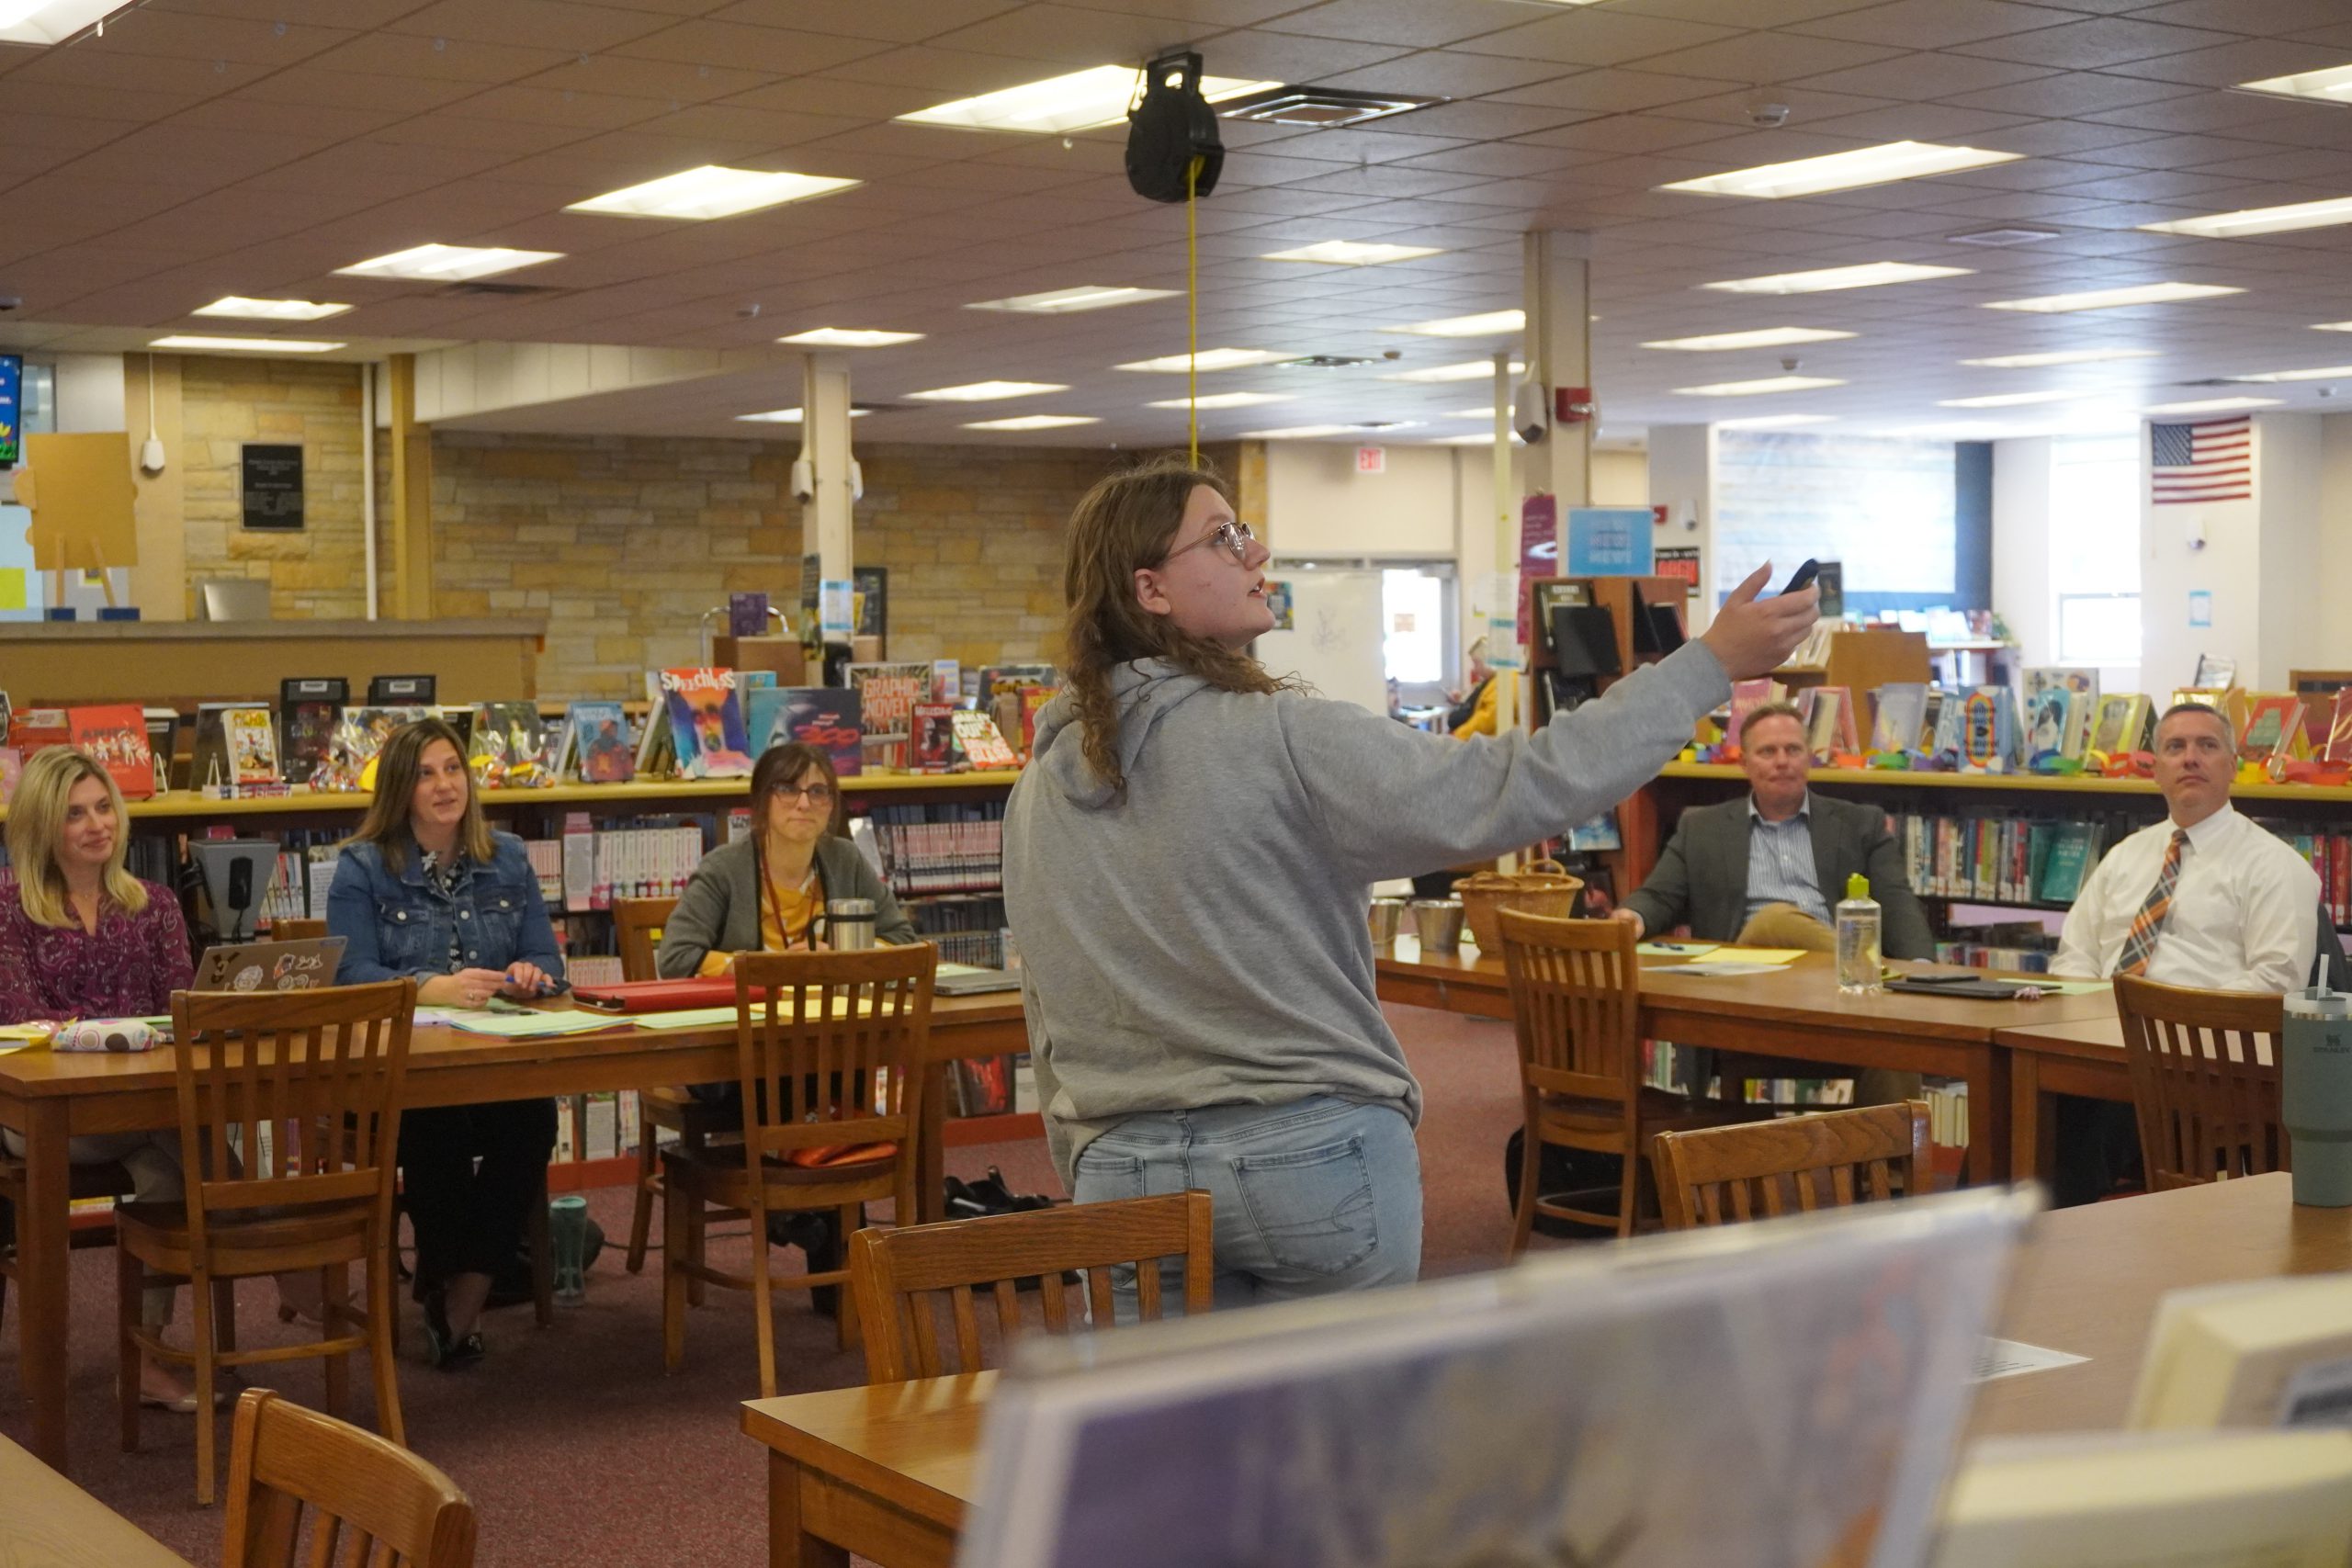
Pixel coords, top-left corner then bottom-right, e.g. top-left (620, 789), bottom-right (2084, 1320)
top-left (1501, 1128), bottom-right (1626, 1241)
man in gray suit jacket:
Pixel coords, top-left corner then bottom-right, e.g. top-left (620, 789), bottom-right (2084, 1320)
top-left (1615, 701), bottom-right (1933, 1103)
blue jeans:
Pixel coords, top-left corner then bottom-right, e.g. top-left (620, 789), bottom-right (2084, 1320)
top-left (1071, 1097), bottom-right (1421, 1312)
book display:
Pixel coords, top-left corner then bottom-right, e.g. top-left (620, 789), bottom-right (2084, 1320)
top-left (66, 703), bottom-right (154, 801)
top-left (657, 667), bottom-right (752, 780)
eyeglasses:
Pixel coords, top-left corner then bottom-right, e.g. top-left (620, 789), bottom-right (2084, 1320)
top-left (772, 783), bottom-right (837, 807)
top-left (1163, 518), bottom-right (1257, 567)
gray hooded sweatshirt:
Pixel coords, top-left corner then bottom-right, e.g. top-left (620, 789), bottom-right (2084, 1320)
top-left (1003, 639), bottom-right (1731, 1184)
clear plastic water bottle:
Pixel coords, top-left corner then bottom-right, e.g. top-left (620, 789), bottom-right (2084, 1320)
top-left (1836, 873), bottom-right (1882, 995)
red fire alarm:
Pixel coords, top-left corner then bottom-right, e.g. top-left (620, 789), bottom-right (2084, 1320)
top-left (1554, 387), bottom-right (1597, 423)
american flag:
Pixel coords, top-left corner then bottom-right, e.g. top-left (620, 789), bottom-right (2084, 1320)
top-left (2150, 415), bottom-right (2252, 506)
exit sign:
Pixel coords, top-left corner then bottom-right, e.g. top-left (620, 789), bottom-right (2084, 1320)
top-left (1356, 446), bottom-right (1385, 474)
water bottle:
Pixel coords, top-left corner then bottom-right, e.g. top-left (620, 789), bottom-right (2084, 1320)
top-left (1836, 873), bottom-right (1882, 995)
top-left (548, 1194), bottom-right (590, 1306)
top-left (2282, 986), bottom-right (2352, 1207)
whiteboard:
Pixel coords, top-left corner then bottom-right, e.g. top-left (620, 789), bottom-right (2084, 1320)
top-left (1257, 569), bottom-right (1388, 716)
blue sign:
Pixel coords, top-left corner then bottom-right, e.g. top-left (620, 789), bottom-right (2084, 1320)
top-left (1565, 507), bottom-right (1654, 576)
top-left (0, 354), bottom-right (20, 467)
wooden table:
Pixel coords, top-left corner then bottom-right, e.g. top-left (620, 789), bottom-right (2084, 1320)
top-left (0, 993), bottom-right (1026, 1473)
top-left (0, 1429), bottom-right (192, 1567)
top-left (1991, 1014), bottom-right (2130, 1189)
top-left (1375, 944), bottom-right (2122, 1187)
top-left (740, 1176), bottom-right (2352, 1568)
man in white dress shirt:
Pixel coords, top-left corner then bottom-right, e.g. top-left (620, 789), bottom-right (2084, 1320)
top-left (2049, 701), bottom-right (2320, 1200)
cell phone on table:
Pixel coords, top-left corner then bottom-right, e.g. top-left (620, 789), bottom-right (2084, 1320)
top-left (1780, 558), bottom-right (1820, 596)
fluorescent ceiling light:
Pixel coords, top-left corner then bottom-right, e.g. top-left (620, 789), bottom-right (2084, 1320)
top-left (2143, 397), bottom-right (2283, 413)
top-left (1380, 359), bottom-right (1525, 384)
top-left (779, 328), bottom-right (922, 348)
top-left (1960, 348), bottom-right (2156, 368)
top-left (1984, 282), bottom-right (2240, 313)
top-left (2313, 321), bottom-right (2352, 333)
top-left (1671, 376), bottom-right (1844, 397)
top-left (565, 165), bottom-right (857, 220)
top-left (335, 243), bottom-right (562, 282)
top-left (1261, 241), bottom-right (1442, 266)
top-left (193, 296), bottom-right (350, 322)
top-left (899, 64), bottom-right (1276, 135)
top-left (2141, 197), bottom-right (2352, 240)
top-left (2227, 364), bottom-right (2352, 383)
top-left (1451, 407), bottom-right (1499, 419)
top-left (1937, 389), bottom-right (2084, 408)
top-left (2239, 63), bottom-right (2352, 105)
top-left (1434, 432), bottom-right (1525, 446)
top-left (1115, 348), bottom-right (1289, 373)
top-left (1145, 392), bottom-right (1292, 410)
top-left (1241, 424), bottom-right (1353, 438)
top-left (1383, 310), bottom-right (1524, 338)
top-left (1663, 141), bottom-right (2021, 199)
top-left (1719, 414), bottom-right (1839, 429)
top-left (150, 334), bottom-right (344, 353)
top-left (905, 380), bottom-right (1066, 402)
top-left (1704, 262), bottom-right (1970, 295)
top-left (968, 286), bottom-right (1178, 315)
top-left (734, 407), bottom-right (872, 423)
top-left (965, 414), bottom-right (1101, 431)
top-left (0, 0), bottom-right (120, 45)
top-left (1641, 327), bottom-right (1856, 352)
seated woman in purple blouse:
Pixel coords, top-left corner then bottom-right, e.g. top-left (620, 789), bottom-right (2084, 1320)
top-left (0, 747), bottom-right (210, 1409)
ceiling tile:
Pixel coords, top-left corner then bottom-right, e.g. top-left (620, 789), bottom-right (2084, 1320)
top-left (1450, 8), bottom-right (1746, 67)
top-left (1954, 17), bottom-right (2244, 67)
top-left (707, 0), bottom-right (1027, 43)
top-left (1935, 68), bottom-right (2199, 115)
top-left (1246, 0), bottom-right (1531, 50)
top-left (309, 31), bottom-right (578, 85)
top-left (1626, 30), bottom-right (1909, 83)
top-left (1790, 0), bottom-right (2086, 49)
top-left (523, 53), bottom-right (773, 103)
top-left (1314, 51), bottom-right (1577, 100)
top-left (1792, 51), bottom-right (2056, 97)
top-left (1496, 70), bottom-right (1745, 116)
top-left (611, 19), bottom-right (893, 75)
top-left (2130, 0), bottom-right (2352, 31)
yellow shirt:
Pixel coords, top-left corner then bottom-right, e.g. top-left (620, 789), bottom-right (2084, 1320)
top-left (695, 863), bottom-right (820, 976)
top-left (1451, 677), bottom-right (1499, 739)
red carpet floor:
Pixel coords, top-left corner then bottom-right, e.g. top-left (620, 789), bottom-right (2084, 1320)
top-left (0, 1005), bottom-right (1531, 1566)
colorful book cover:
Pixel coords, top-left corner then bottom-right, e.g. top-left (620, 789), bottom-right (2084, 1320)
top-left (2025, 668), bottom-right (2099, 760)
top-left (0, 746), bottom-right (19, 805)
top-left (6, 706), bottom-right (70, 757)
top-left (775, 687), bottom-right (864, 778)
top-left (224, 705), bottom-right (279, 785)
top-left (1799, 685), bottom-right (1851, 762)
top-left (2238, 694), bottom-right (2306, 762)
top-left (1727, 679), bottom-right (1777, 751)
top-left (2024, 686), bottom-right (2071, 764)
top-left (1919, 687), bottom-right (1946, 754)
top-left (1955, 685), bottom-right (2020, 773)
top-left (1870, 682), bottom-right (1928, 756)
top-left (566, 701), bottom-right (635, 784)
top-left (1019, 684), bottom-right (1055, 754)
top-left (847, 661), bottom-right (931, 770)
top-left (931, 660), bottom-right (962, 704)
top-left (660, 667), bottom-right (752, 780)
top-left (951, 709), bottom-right (1018, 771)
top-left (911, 703), bottom-right (957, 770)
top-left (728, 591), bottom-right (770, 638)
top-left (277, 677), bottom-right (347, 786)
top-left (66, 704), bottom-right (155, 800)
top-left (322, 705), bottom-right (434, 793)
top-left (470, 701), bottom-right (550, 787)
top-left (2088, 694), bottom-right (2148, 758)
top-left (2327, 691), bottom-right (2352, 765)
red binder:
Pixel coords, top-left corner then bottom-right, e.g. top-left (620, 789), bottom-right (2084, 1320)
top-left (569, 978), bottom-right (759, 1014)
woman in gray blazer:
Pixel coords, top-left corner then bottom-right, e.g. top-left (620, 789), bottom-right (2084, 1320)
top-left (654, 740), bottom-right (915, 977)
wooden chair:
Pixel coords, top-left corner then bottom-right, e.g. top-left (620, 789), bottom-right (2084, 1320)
top-left (222, 1388), bottom-right (473, 1568)
top-left (1649, 1101), bottom-right (1933, 1230)
top-left (662, 944), bottom-right (934, 1395)
top-left (2114, 975), bottom-right (2288, 1190)
top-left (119, 977), bottom-right (416, 1505)
top-left (848, 1191), bottom-right (1215, 1382)
top-left (270, 919), bottom-right (327, 942)
top-left (1496, 908), bottom-right (1767, 1255)
top-left (614, 896), bottom-right (744, 1287)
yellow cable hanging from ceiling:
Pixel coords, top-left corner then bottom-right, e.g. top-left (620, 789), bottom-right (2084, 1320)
top-left (1187, 152), bottom-right (1203, 466)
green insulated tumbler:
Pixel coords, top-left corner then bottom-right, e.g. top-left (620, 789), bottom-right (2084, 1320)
top-left (2282, 987), bottom-right (2352, 1208)
top-left (548, 1193), bottom-right (591, 1304)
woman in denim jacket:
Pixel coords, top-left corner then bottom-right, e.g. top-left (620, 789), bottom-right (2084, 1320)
top-left (328, 717), bottom-right (565, 1368)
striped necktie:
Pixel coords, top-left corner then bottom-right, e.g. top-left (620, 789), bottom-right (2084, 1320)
top-left (2114, 828), bottom-right (2189, 978)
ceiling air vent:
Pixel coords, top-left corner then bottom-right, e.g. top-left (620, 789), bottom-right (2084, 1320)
top-left (1278, 354), bottom-right (1378, 370)
top-left (1219, 86), bottom-right (1446, 129)
top-left (1946, 226), bottom-right (2060, 246)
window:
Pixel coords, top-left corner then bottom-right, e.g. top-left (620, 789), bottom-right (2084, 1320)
top-left (2050, 436), bottom-right (2139, 666)
top-left (19, 360), bottom-right (54, 435)
top-left (1714, 433), bottom-right (1955, 606)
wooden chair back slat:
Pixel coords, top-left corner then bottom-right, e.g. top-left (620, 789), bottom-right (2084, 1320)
top-left (729, 947), bottom-right (935, 1165)
top-left (1496, 909), bottom-right (1643, 1109)
top-left (222, 1390), bottom-right (474, 1568)
top-left (170, 981), bottom-right (415, 1259)
top-left (846, 1192), bottom-right (1216, 1382)
top-left (1651, 1102), bottom-right (1933, 1231)
top-left (2114, 976), bottom-right (2288, 1190)
top-left (612, 897), bottom-right (676, 983)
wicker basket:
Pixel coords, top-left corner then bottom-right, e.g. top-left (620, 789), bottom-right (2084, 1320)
top-left (1453, 860), bottom-right (1585, 951)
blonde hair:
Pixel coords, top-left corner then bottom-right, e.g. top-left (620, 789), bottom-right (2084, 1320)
top-left (6, 747), bottom-right (149, 929)
top-left (1061, 455), bottom-right (1298, 795)
top-left (342, 718), bottom-right (493, 876)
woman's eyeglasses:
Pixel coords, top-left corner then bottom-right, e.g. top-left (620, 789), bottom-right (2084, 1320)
top-left (773, 783), bottom-right (837, 807)
top-left (1164, 518), bottom-right (1256, 567)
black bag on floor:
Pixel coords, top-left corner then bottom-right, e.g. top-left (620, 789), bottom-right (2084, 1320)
top-left (1501, 1128), bottom-right (1626, 1240)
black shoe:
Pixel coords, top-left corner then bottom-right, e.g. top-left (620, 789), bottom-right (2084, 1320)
top-left (967, 1167), bottom-right (1018, 1213)
top-left (944, 1176), bottom-right (991, 1220)
top-left (421, 1290), bottom-right (485, 1371)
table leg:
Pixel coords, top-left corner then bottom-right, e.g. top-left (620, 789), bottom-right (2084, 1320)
top-left (768, 1450), bottom-right (850, 1568)
top-left (916, 1064), bottom-right (947, 1225)
top-left (1962, 1043), bottom-right (2009, 1189)
top-left (21, 1098), bottom-right (74, 1471)
top-left (2008, 1053), bottom-right (2051, 1190)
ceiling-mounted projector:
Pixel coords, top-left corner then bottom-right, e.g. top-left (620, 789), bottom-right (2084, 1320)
top-left (1127, 50), bottom-right (1224, 203)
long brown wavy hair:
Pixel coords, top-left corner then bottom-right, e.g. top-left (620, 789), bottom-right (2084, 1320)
top-left (1062, 455), bottom-right (1296, 795)
top-left (343, 718), bottom-right (494, 876)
